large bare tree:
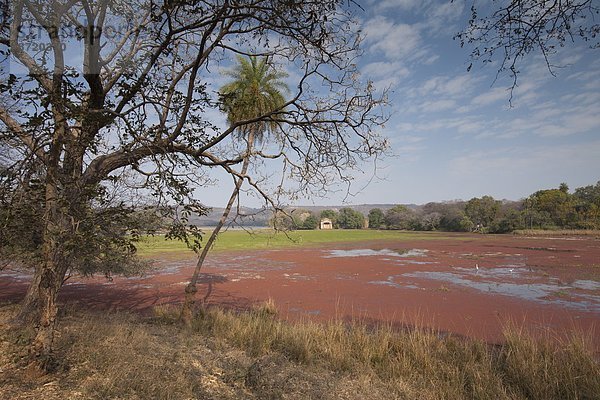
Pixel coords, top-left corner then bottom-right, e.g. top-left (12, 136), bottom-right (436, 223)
top-left (0, 0), bottom-right (387, 370)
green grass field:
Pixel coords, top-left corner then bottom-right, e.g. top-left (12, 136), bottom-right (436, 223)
top-left (136, 229), bottom-right (456, 257)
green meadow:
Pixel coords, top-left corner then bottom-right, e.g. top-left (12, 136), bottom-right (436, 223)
top-left (136, 229), bottom-right (457, 257)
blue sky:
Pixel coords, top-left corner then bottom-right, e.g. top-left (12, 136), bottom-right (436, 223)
top-left (341, 0), bottom-right (600, 205)
top-left (196, 0), bottom-right (599, 208)
top-left (9, 1), bottom-right (595, 208)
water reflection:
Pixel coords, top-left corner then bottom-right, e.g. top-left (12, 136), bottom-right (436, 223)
top-left (323, 248), bottom-right (428, 258)
top-left (403, 270), bottom-right (600, 312)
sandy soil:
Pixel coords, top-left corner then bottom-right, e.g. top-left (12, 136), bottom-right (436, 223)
top-left (2, 233), bottom-right (599, 350)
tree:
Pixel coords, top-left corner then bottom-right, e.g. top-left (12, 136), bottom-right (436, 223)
top-left (302, 213), bottom-right (319, 230)
top-left (439, 207), bottom-right (473, 232)
top-left (573, 181), bottom-right (600, 205)
top-left (420, 212), bottom-right (442, 231)
top-left (0, 0), bottom-right (386, 370)
top-left (573, 181), bottom-right (600, 229)
top-left (384, 205), bottom-right (418, 230)
top-left (320, 209), bottom-right (339, 227)
top-left (456, 0), bottom-right (600, 96)
top-left (270, 210), bottom-right (297, 230)
top-left (336, 207), bottom-right (364, 229)
top-left (368, 208), bottom-right (384, 229)
top-left (181, 56), bottom-right (288, 326)
top-left (526, 185), bottom-right (577, 228)
top-left (464, 196), bottom-right (501, 231)
top-left (489, 208), bottom-right (524, 233)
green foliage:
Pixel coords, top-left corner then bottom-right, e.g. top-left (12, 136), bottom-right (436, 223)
top-left (573, 181), bottom-right (600, 229)
top-left (302, 213), bottom-right (319, 230)
top-left (164, 203), bottom-right (208, 254)
top-left (377, 181), bottom-right (599, 233)
top-left (219, 55), bottom-right (289, 143)
top-left (0, 179), bottom-right (44, 266)
top-left (269, 209), bottom-right (319, 231)
top-left (465, 195), bottom-right (501, 230)
top-left (385, 205), bottom-right (419, 230)
top-left (522, 183), bottom-right (596, 229)
top-left (336, 208), bottom-right (365, 229)
top-left (320, 209), bottom-right (338, 223)
top-left (270, 211), bottom-right (297, 231)
top-left (420, 212), bottom-right (442, 231)
top-left (368, 208), bottom-right (385, 229)
top-left (0, 180), bottom-right (161, 277)
top-left (435, 206), bottom-right (471, 232)
top-left (489, 208), bottom-right (523, 234)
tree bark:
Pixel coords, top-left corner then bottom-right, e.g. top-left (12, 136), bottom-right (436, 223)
top-left (29, 262), bottom-right (65, 371)
top-left (180, 132), bottom-right (255, 326)
top-left (25, 179), bottom-right (71, 372)
top-left (11, 267), bottom-right (43, 326)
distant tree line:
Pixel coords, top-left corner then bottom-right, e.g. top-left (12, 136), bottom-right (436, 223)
top-left (269, 181), bottom-right (600, 233)
top-left (271, 207), bottom-right (367, 230)
top-left (370, 182), bottom-right (600, 233)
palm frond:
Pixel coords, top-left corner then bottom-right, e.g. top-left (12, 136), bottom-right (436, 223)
top-left (219, 56), bottom-right (289, 144)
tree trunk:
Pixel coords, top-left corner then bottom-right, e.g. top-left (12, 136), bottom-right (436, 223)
top-left (26, 180), bottom-right (70, 372)
top-left (11, 267), bottom-right (43, 326)
top-left (29, 263), bottom-right (65, 372)
top-left (181, 132), bottom-right (255, 326)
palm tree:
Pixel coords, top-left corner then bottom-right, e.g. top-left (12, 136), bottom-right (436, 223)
top-left (220, 55), bottom-right (288, 146)
top-left (181, 56), bottom-right (288, 325)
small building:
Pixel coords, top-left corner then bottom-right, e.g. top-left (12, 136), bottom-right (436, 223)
top-left (320, 218), bottom-right (333, 230)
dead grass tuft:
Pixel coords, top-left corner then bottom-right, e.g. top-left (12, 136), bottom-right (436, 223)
top-left (1, 301), bottom-right (598, 400)
top-left (186, 302), bottom-right (599, 399)
top-left (498, 324), bottom-right (600, 400)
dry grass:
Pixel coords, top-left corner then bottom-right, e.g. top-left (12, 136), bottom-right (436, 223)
top-left (513, 229), bottom-right (600, 237)
top-left (157, 302), bottom-right (600, 399)
top-left (1, 301), bottom-right (599, 400)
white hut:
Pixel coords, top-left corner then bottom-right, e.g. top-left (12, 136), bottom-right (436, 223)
top-left (320, 218), bottom-right (333, 230)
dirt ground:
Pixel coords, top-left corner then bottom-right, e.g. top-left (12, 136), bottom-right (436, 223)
top-left (2, 233), bottom-right (599, 351)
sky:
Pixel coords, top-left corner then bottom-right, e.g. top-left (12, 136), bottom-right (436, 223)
top-left (195, 0), bottom-right (600, 208)
top-left (351, 0), bottom-right (600, 205)
top-left (5, 1), bottom-right (598, 208)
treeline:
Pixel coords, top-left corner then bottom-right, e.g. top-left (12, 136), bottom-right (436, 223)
top-left (272, 181), bottom-right (600, 233)
top-left (271, 207), bottom-right (368, 230)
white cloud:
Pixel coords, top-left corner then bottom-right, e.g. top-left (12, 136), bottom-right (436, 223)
top-left (394, 134), bottom-right (426, 143)
top-left (557, 53), bottom-right (583, 67)
top-left (374, 0), bottom-right (426, 11)
top-left (395, 117), bottom-right (479, 134)
top-left (372, 76), bottom-right (401, 91)
top-left (455, 120), bottom-right (484, 134)
top-left (362, 61), bottom-right (410, 78)
top-left (407, 99), bottom-right (456, 113)
top-left (449, 141), bottom-right (600, 179)
top-left (422, 1), bottom-right (465, 35)
top-left (560, 91), bottom-right (600, 106)
top-left (535, 107), bottom-right (600, 137)
top-left (363, 16), bottom-right (423, 60)
top-left (566, 69), bottom-right (600, 82)
top-left (471, 87), bottom-right (509, 106)
top-left (427, 74), bottom-right (475, 97)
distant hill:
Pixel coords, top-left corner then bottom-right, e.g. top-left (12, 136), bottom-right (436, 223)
top-left (187, 206), bottom-right (272, 227)
top-left (188, 203), bottom-right (421, 227)
top-left (291, 204), bottom-right (420, 215)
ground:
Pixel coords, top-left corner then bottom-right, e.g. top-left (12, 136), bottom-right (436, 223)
top-left (2, 231), bottom-right (600, 399)
top-left (2, 231), bottom-right (598, 353)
